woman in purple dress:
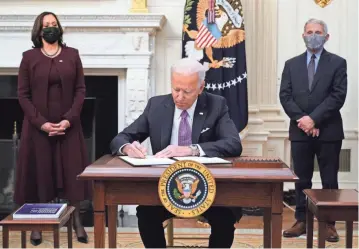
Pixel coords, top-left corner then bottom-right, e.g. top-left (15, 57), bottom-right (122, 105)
top-left (14, 11), bottom-right (91, 245)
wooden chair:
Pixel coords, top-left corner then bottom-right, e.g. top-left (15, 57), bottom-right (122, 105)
top-left (0, 206), bottom-right (75, 248)
top-left (165, 217), bottom-right (209, 247)
top-left (304, 189), bottom-right (358, 248)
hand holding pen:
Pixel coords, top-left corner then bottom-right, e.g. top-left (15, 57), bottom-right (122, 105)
top-left (123, 141), bottom-right (147, 158)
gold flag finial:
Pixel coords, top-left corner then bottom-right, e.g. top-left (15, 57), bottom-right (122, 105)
top-left (130, 0), bottom-right (148, 13)
top-left (314, 0), bottom-right (333, 8)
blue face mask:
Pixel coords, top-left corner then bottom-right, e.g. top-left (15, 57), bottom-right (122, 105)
top-left (303, 34), bottom-right (326, 50)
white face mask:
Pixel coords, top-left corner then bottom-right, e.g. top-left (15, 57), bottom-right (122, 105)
top-left (303, 34), bottom-right (326, 50)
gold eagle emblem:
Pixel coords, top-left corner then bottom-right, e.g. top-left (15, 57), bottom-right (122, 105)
top-left (314, 0), bottom-right (333, 8)
top-left (174, 174), bottom-right (201, 204)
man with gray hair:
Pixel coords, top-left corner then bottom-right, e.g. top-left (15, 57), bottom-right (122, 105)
top-left (280, 18), bottom-right (347, 242)
top-left (110, 57), bottom-right (242, 248)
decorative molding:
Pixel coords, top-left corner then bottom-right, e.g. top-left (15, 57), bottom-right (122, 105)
top-left (248, 118), bottom-right (264, 125)
top-left (267, 129), bottom-right (288, 139)
top-left (125, 68), bottom-right (150, 126)
top-left (0, 14), bottom-right (166, 35)
top-left (267, 129), bottom-right (358, 140)
top-left (0, 14), bottom-right (165, 22)
top-left (343, 129), bottom-right (359, 140)
top-left (242, 131), bottom-right (270, 142)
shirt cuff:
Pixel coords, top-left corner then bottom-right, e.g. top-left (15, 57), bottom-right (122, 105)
top-left (118, 143), bottom-right (130, 155)
top-left (196, 144), bottom-right (206, 157)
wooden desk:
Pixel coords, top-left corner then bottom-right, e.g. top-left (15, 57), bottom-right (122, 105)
top-left (78, 155), bottom-right (298, 248)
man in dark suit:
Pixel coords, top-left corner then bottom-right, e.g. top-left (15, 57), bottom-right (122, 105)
top-left (110, 58), bottom-right (243, 248)
top-left (280, 18), bottom-right (347, 242)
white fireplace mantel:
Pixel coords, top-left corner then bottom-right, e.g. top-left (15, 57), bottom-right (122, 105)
top-left (0, 14), bottom-right (166, 133)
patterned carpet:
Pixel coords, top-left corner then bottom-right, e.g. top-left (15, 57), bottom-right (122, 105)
top-left (1, 230), bottom-right (357, 248)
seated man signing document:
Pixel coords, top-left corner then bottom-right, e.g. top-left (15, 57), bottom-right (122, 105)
top-left (110, 58), bottom-right (243, 248)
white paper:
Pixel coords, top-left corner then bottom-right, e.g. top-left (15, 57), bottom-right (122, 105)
top-left (119, 156), bottom-right (176, 166)
top-left (173, 157), bottom-right (231, 164)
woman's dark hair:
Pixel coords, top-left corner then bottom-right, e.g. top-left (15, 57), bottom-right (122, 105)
top-left (31, 11), bottom-right (65, 48)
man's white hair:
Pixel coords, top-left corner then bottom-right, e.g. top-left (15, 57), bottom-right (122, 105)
top-left (304, 18), bottom-right (328, 35)
top-left (171, 58), bottom-right (208, 86)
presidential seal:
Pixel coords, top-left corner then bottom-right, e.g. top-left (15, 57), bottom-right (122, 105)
top-left (158, 160), bottom-right (216, 218)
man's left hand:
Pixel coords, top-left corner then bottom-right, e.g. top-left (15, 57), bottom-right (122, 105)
top-left (297, 116), bottom-right (315, 133)
top-left (155, 145), bottom-right (192, 158)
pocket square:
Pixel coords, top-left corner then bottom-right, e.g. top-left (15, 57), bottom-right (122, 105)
top-left (201, 128), bottom-right (210, 133)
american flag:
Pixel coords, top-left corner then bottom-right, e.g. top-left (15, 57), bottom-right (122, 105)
top-left (207, 0), bottom-right (215, 23)
top-left (195, 23), bottom-right (217, 48)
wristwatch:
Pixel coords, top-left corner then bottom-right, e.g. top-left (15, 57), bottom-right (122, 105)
top-left (189, 144), bottom-right (200, 156)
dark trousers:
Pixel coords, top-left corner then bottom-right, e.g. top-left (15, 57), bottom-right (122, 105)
top-left (136, 205), bottom-right (236, 248)
top-left (291, 140), bottom-right (342, 223)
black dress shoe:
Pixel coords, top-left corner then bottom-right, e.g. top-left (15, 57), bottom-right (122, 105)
top-left (30, 237), bottom-right (42, 246)
top-left (76, 234), bottom-right (89, 244)
top-left (73, 225), bottom-right (89, 244)
top-left (30, 231), bottom-right (42, 246)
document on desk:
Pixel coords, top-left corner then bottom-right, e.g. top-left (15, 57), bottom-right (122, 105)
top-left (119, 156), bottom-right (176, 166)
top-left (173, 157), bottom-right (231, 164)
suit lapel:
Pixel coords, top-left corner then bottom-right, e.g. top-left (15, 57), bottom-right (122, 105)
top-left (298, 52), bottom-right (309, 92)
top-left (310, 49), bottom-right (330, 92)
top-left (191, 93), bottom-right (207, 144)
top-left (160, 97), bottom-right (175, 148)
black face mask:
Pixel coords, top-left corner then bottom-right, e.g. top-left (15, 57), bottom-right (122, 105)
top-left (42, 27), bottom-right (61, 44)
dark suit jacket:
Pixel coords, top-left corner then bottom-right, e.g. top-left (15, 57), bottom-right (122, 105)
top-left (279, 49), bottom-right (347, 141)
top-left (110, 92), bottom-right (242, 157)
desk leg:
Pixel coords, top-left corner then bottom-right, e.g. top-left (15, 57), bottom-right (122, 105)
top-left (306, 202), bottom-right (313, 248)
top-left (346, 221), bottom-right (353, 248)
top-left (318, 221), bottom-right (326, 248)
top-left (271, 183), bottom-right (283, 248)
top-left (94, 181), bottom-right (106, 248)
top-left (263, 208), bottom-right (271, 248)
top-left (2, 226), bottom-right (9, 248)
top-left (271, 213), bottom-right (282, 248)
top-left (21, 231), bottom-right (26, 248)
top-left (108, 205), bottom-right (118, 248)
top-left (67, 213), bottom-right (73, 248)
top-left (53, 227), bottom-right (60, 248)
